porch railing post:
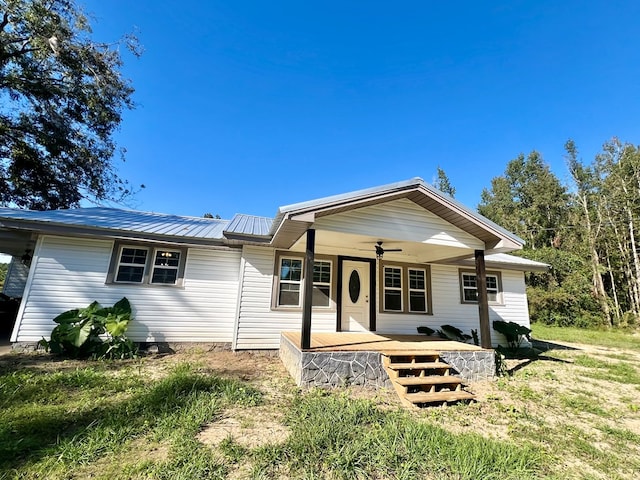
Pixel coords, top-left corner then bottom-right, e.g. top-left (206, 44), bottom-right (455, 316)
top-left (475, 249), bottom-right (492, 349)
top-left (301, 229), bottom-right (315, 350)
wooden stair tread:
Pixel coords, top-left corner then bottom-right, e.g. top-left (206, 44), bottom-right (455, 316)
top-left (395, 375), bottom-right (462, 386)
top-left (381, 350), bottom-right (441, 357)
top-left (405, 391), bottom-right (475, 404)
top-left (388, 362), bottom-right (450, 370)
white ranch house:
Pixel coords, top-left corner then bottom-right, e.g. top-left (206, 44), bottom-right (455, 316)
top-left (1, 178), bottom-right (546, 351)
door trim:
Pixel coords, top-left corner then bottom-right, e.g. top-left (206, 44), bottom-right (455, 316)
top-left (336, 256), bottom-right (376, 332)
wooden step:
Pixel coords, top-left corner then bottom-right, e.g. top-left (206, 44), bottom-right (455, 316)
top-left (381, 350), bottom-right (441, 357)
top-left (387, 362), bottom-right (450, 370)
top-left (395, 375), bottom-right (462, 386)
top-left (405, 391), bottom-right (475, 404)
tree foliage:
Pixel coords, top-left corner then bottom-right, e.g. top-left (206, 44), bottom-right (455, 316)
top-left (0, 0), bottom-right (140, 209)
top-left (481, 140), bottom-right (640, 329)
top-left (434, 166), bottom-right (456, 197)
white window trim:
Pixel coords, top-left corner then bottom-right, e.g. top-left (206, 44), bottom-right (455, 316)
top-left (114, 245), bottom-right (149, 284)
top-left (312, 259), bottom-right (333, 308)
top-left (459, 270), bottom-right (503, 305)
top-left (272, 252), bottom-right (336, 311)
top-left (107, 241), bottom-right (187, 287)
top-left (150, 248), bottom-right (182, 285)
top-left (383, 265), bottom-right (403, 312)
top-left (407, 268), bottom-right (428, 313)
top-left (278, 257), bottom-right (304, 307)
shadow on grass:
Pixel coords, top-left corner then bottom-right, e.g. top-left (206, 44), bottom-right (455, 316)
top-left (499, 341), bottom-right (577, 376)
top-left (0, 364), bottom-right (257, 474)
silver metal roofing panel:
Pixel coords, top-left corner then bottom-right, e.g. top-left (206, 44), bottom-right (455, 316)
top-left (453, 253), bottom-right (549, 272)
top-left (0, 207), bottom-right (229, 240)
top-left (224, 214), bottom-right (273, 237)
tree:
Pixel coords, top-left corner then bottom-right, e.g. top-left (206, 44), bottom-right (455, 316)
top-left (433, 166), bottom-right (456, 197)
top-left (479, 151), bottom-right (569, 250)
top-left (0, 0), bottom-right (140, 210)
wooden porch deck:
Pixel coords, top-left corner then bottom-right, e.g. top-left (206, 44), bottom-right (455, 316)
top-left (281, 331), bottom-right (486, 353)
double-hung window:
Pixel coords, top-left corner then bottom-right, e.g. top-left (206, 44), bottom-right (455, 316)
top-left (110, 242), bottom-right (186, 286)
top-left (115, 246), bottom-right (149, 283)
top-left (278, 258), bottom-right (303, 306)
top-left (408, 268), bottom-right (428, 312)
top-left (275, 254), bottom-right (333, 308)
top-left (381, 264), bottom-right (431, 314)
top-left (460, 270), bottom-right (502, 304)
top-left (151, 249), bottom-right (181, 284)
top-left (383, 266), bottom-right (403, 311)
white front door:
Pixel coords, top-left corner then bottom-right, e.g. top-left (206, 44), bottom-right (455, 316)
top-left (341, 260), bottom-right (370, 331)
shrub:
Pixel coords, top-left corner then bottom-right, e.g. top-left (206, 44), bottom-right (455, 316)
top-left (39, 297), bottom-right (137, 359)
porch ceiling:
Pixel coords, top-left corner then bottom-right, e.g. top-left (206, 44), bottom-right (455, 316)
top-left (0, 229), bottom-right (34, 257)
top-left (287, 230), bottom-right (475, 264)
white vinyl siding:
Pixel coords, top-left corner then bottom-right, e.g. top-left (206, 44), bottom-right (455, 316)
top-left (234, 245), bottom-right (336, 350)
top-left (376, 264), bottom-right (530, 347)
top-left (2, 257), bottom-right (29, 297)
top-left (11, 235), bottom-right (241, 343)
top-left (313, 198), bottom-right (484, 252)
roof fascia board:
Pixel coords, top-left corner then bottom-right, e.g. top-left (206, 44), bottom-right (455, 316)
top-left (0, 220), bottom-right (228, 248)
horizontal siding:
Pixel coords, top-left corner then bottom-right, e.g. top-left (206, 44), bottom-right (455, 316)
top-left (13, 235), bottom-right (241, 343)
top-left (376, 265), bottom-right (530, 347)
top-left (235, 245), bottom-right (336, 349)
top-left (314, 198), bottom-right (484, 250)
top-left (3, 258), bottom-right (29, 297)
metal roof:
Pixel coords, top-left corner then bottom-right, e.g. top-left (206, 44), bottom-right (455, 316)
top-left (224, 214), bottom-right (273, 237)
top-left (454, 253), bottom-right (549, 272)
top-left (0, 207), bottom-right (229, 240)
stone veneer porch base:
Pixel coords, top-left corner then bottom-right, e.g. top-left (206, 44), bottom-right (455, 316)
top-left (279, 333), bottom-right (496, 388)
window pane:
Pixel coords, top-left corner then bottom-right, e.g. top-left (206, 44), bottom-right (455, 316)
top-left (313, 261), bottom-right (331, 283)
top-left (279, 283), bottom-right (300, 306)
top-left (120, 248), bottom-right (147, 265)
top-left (409, 292), bottom-right (426, 312)
top-left (385, 290), bottom-right (402, 311)
top-left (151, 268), bottom-right (178, 284)
top-left (464, 289), bottom-right (478, 302)
top-left (384, 268), bottom-right (401, 288)
top-left (409, 269), bottom-right (425, 289)
top-left (281, 259), bottom-right (302, 281)
top-left (463, 274), bottom-right (476, 288)
top-left (155, 250), bottom-right (180, 267)
top-left (312, 285), bottom-right (330, 306)
top-left (487, 291), bottom-right (498, 302)
top-left (116, 265), bottom-right (144, 283)
top-left (487, 276), bottom-right (498, 290)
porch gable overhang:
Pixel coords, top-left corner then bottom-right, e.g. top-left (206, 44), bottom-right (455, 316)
top-left (268, 177), bottom-right (524, 253)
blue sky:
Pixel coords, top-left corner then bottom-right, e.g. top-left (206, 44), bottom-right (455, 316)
top-left (84, 0), bottom-right (640, 220)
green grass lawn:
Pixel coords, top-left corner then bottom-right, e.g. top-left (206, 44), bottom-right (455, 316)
top-left (532, 323), bottom-right (640, 351)
top-left (2, 328), bottom-right (640, 479)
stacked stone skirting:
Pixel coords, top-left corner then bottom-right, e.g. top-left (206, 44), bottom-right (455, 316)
top-left (279, 333), bottom-right (496, 387)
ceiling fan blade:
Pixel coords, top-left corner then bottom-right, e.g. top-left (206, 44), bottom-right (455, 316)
top-left (385, 248), bottom-right (403, 252)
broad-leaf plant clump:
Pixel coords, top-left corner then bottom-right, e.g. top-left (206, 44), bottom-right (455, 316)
top-left (39, 297), bottom-right (138, 359)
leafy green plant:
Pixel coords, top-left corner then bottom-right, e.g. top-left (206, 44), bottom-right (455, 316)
top-left (493, 320), bottom-right (531, 350)
top-left (417, 326), bottom-right (435, 336)
top-left (438, 325), bottom-right (472, 342)
top-left (39, 297), bottom-right (138, 359)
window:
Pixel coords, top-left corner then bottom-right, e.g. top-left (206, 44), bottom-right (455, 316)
top-left (380, 263), bottom-right (432, 314)
top-left (278, 258), bottom-right (303, 306)
top-left (460, 270), bottom-right (502, 304)
top-left (151, 249), bottom-right (181, 284)
top-left (115, 246), bottom-right (149, 283)
top-left (383, 266), bottom-right (402, 311)
top-left (273, 253), bottom-right (335, 309)
top-left (408, 268), bottom-right (428, 312)
top-left (109, 242), bottom-right (187, 286)
top-left (312, 260), bottom-right (331, 307)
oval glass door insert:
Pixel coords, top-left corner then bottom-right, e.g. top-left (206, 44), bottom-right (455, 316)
top-left (349, 270), bottom-right (361, 303)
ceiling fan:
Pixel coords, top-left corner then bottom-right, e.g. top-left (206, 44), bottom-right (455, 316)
top-left (375, 241), bottom-right (402, 259)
